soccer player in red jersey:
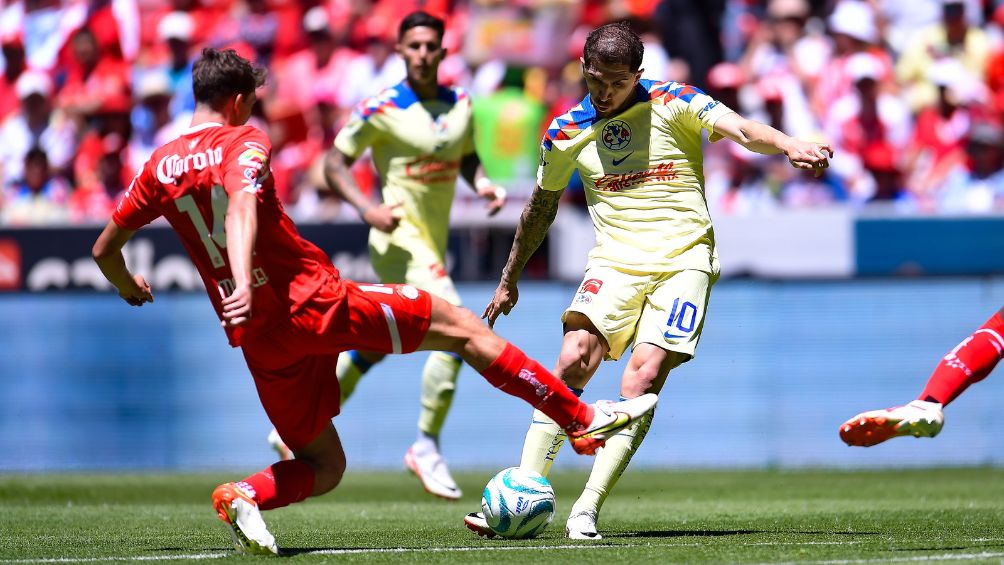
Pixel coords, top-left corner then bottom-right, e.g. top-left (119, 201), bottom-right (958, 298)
top-left (91, 48), bottom-right (657, 555)
top-left (840, 307), bottom-right (1004, 446)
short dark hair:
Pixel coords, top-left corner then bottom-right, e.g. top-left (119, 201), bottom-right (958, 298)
top-left (398, 11), bottom-right (444, 42)
top-left (191, 48), bottom-right (267, 109)
top-left (583, 22), bottom-right (644, 72)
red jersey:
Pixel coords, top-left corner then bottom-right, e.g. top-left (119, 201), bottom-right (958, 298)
top-left (113, 122), bottom-right (341, 346)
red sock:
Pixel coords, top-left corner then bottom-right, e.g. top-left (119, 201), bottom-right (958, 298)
top-left (238, 459), bottom-right (316, 511)
top-left (481, 343), bottom-right (594, 432)
top-left (919, 312), bottom-right (1004, 406)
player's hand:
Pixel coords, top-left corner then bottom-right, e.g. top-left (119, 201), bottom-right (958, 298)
top-left (482, 281), bottom-right (519, 328)
top-left (363, 203), bottom-right (403, 233)
top-left (119, 274), bottom-right (153, 307)
top-left (784, 140), bottom-right (833, 178)
top-left (221, 284), bottom-right (253, 327)
top-left (476, 181), bottom-right (507, 217)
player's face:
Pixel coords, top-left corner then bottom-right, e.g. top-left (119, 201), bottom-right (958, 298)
top-left (581, 59), bottom-right (642, 118)
top-left (397, 26), bottom-right (445, 86)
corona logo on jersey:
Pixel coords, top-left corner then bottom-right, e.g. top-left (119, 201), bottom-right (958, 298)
top-left (601, 120), bottom-right (632, 151)
top-left (156, 147), bottom-right (224, 183)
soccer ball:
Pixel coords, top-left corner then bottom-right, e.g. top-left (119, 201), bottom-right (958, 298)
top-left (481, 467), bottom-right (555, 539)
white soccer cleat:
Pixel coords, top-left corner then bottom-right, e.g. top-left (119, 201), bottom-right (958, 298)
top-left (267, 428), bottom-right (293, 461)
top-left (405, 444), bottom-right (462, 500)
top-left (212, 482), bottom-right (279, 555)
top-left (566, 509), bottom-right (602, 540)
top-left (463, 511), bottom-right (496, 538)
top-left (839, 399), bottom-right (945, 447)
top-left (568, 393), bottom-right (658, 455)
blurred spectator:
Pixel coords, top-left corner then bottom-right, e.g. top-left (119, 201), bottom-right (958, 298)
top-left (472, 66), bottom-right (546, 191)
top-left (130, 70), bottom-right (187, 165)
top-left (58, 27), bottom-right (132, 123)
top-left (74, 110), bottom-right (134, 194)
top-left (1, 146), bottom-right (71, 225)
top-left (155, 11), bottom-right (196, 115)
top-left (903, 58), bottom-right (977, 197)
top-left (878, 0), bottom-right (942, 55)
top-left (936, 121), bottom-right (1004, 212)
top-left (896, 0), bottom-right (991, 112)
top-left (0, 37), bottom-right (26, 122)
top-left (69, 132), bottom-right (128, 223)
top-left (655, 0), bottom-right (725, 90)
top-left (0, 71), bottom-right (77, 187)
top-left (741, 0), bottom-right (830, 89)
top-left (813, 1), bottom-right (893, 120)
top-left (337, 25), bottom-right (405, 110)
top-left (826, 51), bottom-right (912, 202)
top-left (273, 6), bottom-right (356, 115)
top-left (862, 142), bottom-right (909, 203)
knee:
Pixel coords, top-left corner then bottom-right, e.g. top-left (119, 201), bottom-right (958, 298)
top-left (556, 329), bottom-right (597, 380)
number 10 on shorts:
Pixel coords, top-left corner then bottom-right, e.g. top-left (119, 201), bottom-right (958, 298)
top-left (664, 298), bottom-right (697, 339)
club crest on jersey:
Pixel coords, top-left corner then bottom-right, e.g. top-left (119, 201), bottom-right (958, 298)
top-left (601, 120), bottom-right (632, 151)
top-left (574, 278), bottom-right (603, 304)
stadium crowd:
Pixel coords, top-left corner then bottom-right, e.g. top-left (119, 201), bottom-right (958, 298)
top-left (2, 0), bottom-right (1004, 226)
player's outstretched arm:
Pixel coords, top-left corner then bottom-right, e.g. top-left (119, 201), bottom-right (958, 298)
top-left (460, 153), bottom-right (506, 217)
top-left (483, 185), bottom-right (562, 327)
top-left (713, 112), bottom-right (832, 177)
top-left (221, 189), bottom-right (257, 328)
top-left (92, 220), bottom-right (153, 307)
top-left (322, 146), bottom-right (400, 232)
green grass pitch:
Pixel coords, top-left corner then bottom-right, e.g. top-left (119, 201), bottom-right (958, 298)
top-left (1, 468), bottom-right (1003, 563)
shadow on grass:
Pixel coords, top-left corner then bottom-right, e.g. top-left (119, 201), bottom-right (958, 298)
top-left (609, 529), bottom-right (884, 539)
top-left (890, 543), bottom-right (1004, 552)
top-left (609, 529), bottom-right (761, 538)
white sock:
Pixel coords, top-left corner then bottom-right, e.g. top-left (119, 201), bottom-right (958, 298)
top-left (571, 409), bottom-right (655, 516)
top-left (417, 352), bottom-right (462, 437)
top-left (518, 409), bottom-right (567, 476)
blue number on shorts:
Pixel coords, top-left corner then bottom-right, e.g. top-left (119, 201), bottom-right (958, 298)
top-left (665, 298), bottom-right (697, 338)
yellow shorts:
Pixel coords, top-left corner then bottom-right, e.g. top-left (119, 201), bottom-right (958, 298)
top-left (563, 267), bottom-right (714, 361)
top-left (370, 237), bottom-right (461, 307)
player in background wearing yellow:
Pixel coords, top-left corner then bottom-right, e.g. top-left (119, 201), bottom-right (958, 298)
top-left (268, 11), bottom-right (507, 500)
top-left (840, 307), bottom-right (1004, 446)
top-left (464, 22), bottom-right (831, 539)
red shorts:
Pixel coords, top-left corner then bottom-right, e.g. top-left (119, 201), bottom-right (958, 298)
top-left (241, 278), bottom-right (433, 451)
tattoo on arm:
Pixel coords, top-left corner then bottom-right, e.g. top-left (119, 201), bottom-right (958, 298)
top-left (501, 187), bottom-right (562, 283)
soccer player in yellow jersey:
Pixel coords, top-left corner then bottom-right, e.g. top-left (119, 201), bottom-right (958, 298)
top-left (465, 22), bottom-right (831, 539)
top-left (297, 11), bottom-right (505, 500)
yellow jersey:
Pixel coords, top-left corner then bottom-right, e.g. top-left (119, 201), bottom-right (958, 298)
top-left (539, 79), bottom-right (734, 274)
top-left (335, 80), bottom-right (476, 260)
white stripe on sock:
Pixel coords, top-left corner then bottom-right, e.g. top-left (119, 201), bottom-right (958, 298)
top-left (975, 328), bottom-right (1004, 355)
top-left (381, 303), bottom-right (402, 354)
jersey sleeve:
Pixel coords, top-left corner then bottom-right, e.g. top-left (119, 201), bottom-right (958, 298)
top-left (333, 105), bottom-right (381, 159)
top-left (112, 163), bottom-right (161, 230)
top-left (536, 122), bottom-right (576, 191)
top-left (222, 128), bottom-right (273, 196)
top-left (684, 87), bottom-right (735, 142)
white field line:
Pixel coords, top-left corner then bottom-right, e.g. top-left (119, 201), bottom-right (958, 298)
top-left (3, 540), bottom-right (1004, 564)
top-left (753, 552), bottom-right (1004, 565)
